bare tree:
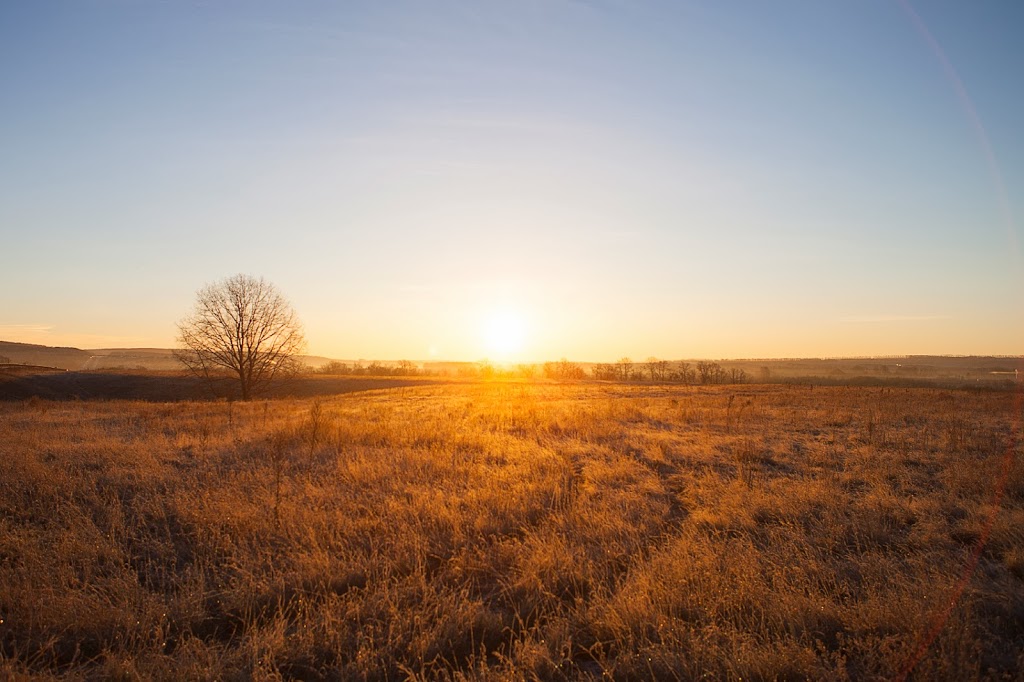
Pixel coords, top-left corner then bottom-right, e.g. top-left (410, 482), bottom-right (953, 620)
top-left (697, 361), bottom-right (711, 384)
top-left (675, 361), bottom-right (695, 384)
top-left (318, 360), bottom-right (349, 375)
top-left (176, 274), bottom-right (306, 400)
top-left (697, 360), bottom-right (726, 385)
top-left (516, 363), bottom-right (537, 379)
top-left (645, 357), bottom-right (671, 382)
top-left (591, 363), bottom-right (616, 380)
top-left (543, 358), bottom-right (584, 380)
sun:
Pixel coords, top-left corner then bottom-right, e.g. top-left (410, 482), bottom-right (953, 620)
top-left (481, 309), bottom-right (527, 359)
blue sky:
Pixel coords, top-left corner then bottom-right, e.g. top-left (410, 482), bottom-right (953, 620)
top-left (1, 1), bottom-right (1021, 361)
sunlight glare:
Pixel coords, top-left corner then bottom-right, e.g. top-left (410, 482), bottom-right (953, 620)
top-left (482, 310), bottom-right (527, 359)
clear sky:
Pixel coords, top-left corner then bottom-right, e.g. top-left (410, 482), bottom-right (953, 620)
top-left (2, 1), bottom-right (1022, 362)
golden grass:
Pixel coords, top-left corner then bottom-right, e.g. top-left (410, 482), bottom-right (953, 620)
top-left (0, 383), bottom-right (1022, 680)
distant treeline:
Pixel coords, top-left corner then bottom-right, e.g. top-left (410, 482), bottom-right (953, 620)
top-left (553, 358), bottom-right (747, 384)
top-left (314, 360), bottom-right (422, 377)
top-left (313, 357), bottom-right (750, 384)
top-left (308, 357), bottom-right (1022, 390)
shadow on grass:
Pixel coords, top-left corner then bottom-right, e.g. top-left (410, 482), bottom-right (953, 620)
top-left (0, 371), bottom-right (435, 402)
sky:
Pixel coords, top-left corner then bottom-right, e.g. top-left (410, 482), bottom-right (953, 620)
top-left (1, 1), bottom-right (1022, 362)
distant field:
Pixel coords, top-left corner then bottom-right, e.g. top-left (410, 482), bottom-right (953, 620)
top-left (0, 364), bottom-right (68, 378)
top-left (1, 383), bottom-right (1021, 679)
top-left (0, 371), bottom-right (436, 402)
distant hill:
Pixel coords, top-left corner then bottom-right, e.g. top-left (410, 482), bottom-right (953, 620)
top-left (0, 341), bottom-right (338, 372)
top-left (709, 355), bottom-right (1024, 383)
top-left (0, 341), bottom-right (91, 369)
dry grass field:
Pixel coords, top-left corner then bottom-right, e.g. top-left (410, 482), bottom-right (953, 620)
top-left (1, 382), bottom-right (1022, 680)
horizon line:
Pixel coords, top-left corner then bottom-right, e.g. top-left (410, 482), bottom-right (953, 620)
top-left (2, 339), bottom-right (1023, 365)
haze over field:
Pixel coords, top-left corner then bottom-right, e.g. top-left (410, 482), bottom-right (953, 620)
top-left (2, 1), bottom-right (1022, 361)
